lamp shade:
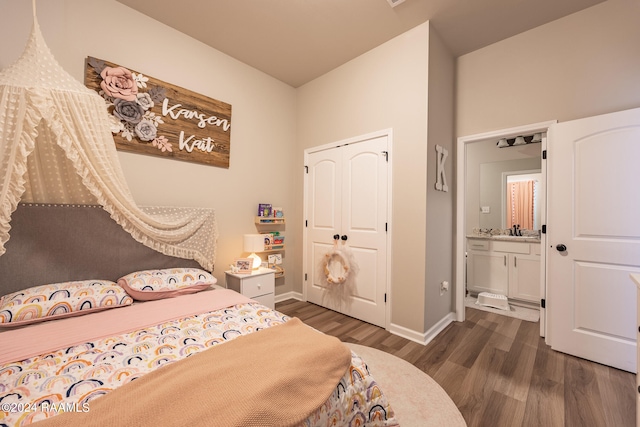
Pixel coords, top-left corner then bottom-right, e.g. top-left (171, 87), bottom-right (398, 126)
top-left (244, 234), bottom-right (265, 253)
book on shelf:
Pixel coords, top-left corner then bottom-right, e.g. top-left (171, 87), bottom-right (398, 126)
top-left (255, 216), bottom-right (285, 224)
top-left (262, 234), bottom-right (273, 247)
top-left (261, 232), bottom-right (284, 248)
top-left (258, 203), bottom-right (272, 217)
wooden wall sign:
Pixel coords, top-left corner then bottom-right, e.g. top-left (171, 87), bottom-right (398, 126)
top-left (84, 57), bottom-right (232, 168)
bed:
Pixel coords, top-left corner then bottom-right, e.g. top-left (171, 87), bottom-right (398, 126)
top-left (0, 204), bottom-right (399, 427)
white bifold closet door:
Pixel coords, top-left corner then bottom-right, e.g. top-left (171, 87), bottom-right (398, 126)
top-left (305, 134), bottom-right (388, 328)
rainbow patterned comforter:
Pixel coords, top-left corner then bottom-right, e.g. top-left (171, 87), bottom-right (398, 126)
top-left (0, 291), bottom-right (398, 426)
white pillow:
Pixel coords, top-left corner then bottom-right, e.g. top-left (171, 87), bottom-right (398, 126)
top-left (117, 268), bottom-right (216, 301)
top-left (0, 280), bottom-right (133, 327)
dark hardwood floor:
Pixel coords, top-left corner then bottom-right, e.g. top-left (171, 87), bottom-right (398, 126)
top-left (276, 299), bottom-right (636, 427)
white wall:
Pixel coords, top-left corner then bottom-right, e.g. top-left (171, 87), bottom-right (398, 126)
top-left (456, 0), bottom-right (640, 137)
top-left (297, 22), bottom-right (434, 334)
top-left (425, 27), bottom-right (456, 328)
top-left (0, 0), bottom-right (297, 290)
top-left (0, 4), bottom-right (458, 336)
top-left (456, 0), bottom-right (639, 331)
top-left (4, 0), bottom-right (631, 338)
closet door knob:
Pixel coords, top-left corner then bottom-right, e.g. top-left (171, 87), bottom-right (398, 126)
top-left (556, 244), bottom-right (567, 252)
top-left (333, 234), bottom-right (340, 240)
top-left (341, 235), bottom-right (348, 241)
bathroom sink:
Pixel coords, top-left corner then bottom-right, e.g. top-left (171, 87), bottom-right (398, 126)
top-left (467, 234), bottom-right (540, 242)
top-left (490, 235), bottom-right (540, 241)
top-left (467, 229), bottom-right (541, 242)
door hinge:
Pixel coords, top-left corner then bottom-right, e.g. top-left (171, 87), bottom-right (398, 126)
top-left (542, 150), bottom-right (547, 160)
top-left (305, 273), bottom-right (307, 281)
top-left (541, 224), bottom-right (546, 234)
top-left (541, 298), bottom-right (546, 308)
top-left (384, 293), bottom-right (387, 303)
top-left (304, 165), bottom-right (308, 173)
top-left (385, 222), bottom-right (388, 232)
top-left (305, 220), bottom-right (308, 227)
top-left (382, 151), bottom-right (388, 162)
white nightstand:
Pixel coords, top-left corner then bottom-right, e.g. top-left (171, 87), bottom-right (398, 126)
top-left (225, 268), bottom-right (275, 309)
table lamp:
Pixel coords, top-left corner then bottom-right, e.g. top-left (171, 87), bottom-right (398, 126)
top-left (243, 234), bottom-right (264, 269)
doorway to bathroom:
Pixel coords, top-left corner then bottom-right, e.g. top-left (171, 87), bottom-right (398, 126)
top-left (455, 120), bottom-right (556, 338)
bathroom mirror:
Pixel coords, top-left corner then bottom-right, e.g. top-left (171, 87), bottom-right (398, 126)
top-left (476, 157), bottom-right (541, 230)
top-left (465, 137), bottom-right (542, 235)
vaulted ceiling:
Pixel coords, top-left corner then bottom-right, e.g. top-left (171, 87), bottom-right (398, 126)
top-left (117, 0), bottom-right (605, 87)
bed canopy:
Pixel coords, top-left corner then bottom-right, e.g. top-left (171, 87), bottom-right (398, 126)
top-left (0, 5), bottom-right (217, 271)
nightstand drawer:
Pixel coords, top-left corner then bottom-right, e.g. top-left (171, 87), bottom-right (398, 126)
top-left (240, 274), bottom-right (275, 298)
top-left (252, 293), bottom-right (275, 308)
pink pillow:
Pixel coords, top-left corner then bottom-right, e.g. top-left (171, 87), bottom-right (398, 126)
top-left (117, 268), bottom-right (216, 301)
top-left (0, 280), bottom-right (133, 327)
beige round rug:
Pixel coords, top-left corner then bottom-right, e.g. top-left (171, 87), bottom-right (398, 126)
top-left (346, 343), bottom-right (466, 427)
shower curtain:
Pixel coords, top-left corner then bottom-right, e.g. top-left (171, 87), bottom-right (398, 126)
top-left (507, 180), bottom-right (535, 230)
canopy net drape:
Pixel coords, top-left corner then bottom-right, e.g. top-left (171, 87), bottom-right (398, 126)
top-left (0, 13), bottom-right (217, 271)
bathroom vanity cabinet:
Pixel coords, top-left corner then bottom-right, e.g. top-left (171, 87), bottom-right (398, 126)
top-left (467, 237), bottom-right (541, 304)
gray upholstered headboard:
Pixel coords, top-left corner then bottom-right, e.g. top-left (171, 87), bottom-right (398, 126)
top-left (0, 204), bottom-right (202, 295)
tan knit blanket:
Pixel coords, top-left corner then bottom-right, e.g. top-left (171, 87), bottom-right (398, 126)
top-left (32, 318), bottom-right (352, 427)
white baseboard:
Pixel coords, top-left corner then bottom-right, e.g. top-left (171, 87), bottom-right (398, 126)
top-left (423, 312), bottom-right (456, 344)
top-left (389, 312), bottom-right (456, 346)
top-left (274, 291), bottom-right (303, 304)
top-left (273, 294), bottom-right (457, 347)
top-left (388, 323), bottom-right (426, 344)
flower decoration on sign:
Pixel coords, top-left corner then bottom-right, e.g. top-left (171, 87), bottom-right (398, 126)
top-left (100, 66), bottom-right (138, 100)
top-left (88, 58), bottom-right (172, 152)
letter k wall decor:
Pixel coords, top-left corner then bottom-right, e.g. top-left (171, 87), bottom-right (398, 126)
top-left (435, 144), bottom-right (448, 192)
top-left (85, 57), bottom-right (232, 168)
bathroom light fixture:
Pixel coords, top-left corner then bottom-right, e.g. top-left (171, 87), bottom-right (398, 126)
top-left (496, 134), bottom-right (542, 148)
top-left (243, 234), bottom-right (264, 269)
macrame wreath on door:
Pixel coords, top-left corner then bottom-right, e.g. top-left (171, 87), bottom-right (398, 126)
top-left (319, 235), bottom-right (359, 309)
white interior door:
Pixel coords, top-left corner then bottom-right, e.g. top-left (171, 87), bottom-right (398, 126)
top-left (305, 135), bottom-right (388, 327)
top-left (547, 107), bottom-right (640, 373)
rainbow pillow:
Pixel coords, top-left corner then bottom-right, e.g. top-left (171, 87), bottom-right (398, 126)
top-left (0, 280), bottom-right (133, 327)
top-left (117, 268), bottom-right (216, 301)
